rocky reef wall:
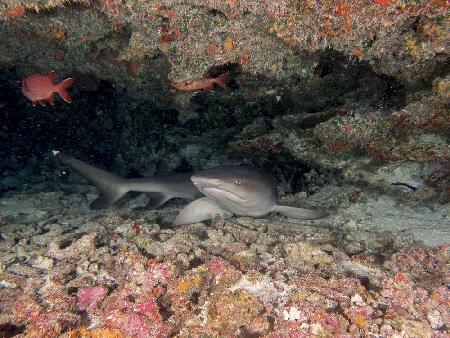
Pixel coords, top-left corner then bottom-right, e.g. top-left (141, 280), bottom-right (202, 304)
top-left (1, 1), bottom-right (449, 227)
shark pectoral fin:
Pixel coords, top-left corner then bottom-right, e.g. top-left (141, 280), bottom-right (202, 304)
top-left (275, 205), bottom-right (328, 220)
top-left (143, 192), bottom-right (171, 210)
top-left (174, 197), bottom-right (233, 225)
top-left (90, 189), bottom-right (126, 210)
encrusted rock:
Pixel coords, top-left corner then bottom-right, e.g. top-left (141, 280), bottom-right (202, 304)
top-left (284, 242), bottom-right (333, 269)
top-left (7, 263), bottom-right (40, 277)
top-left (47, 233), bottom-right (97, 261)
top-left (30, 256), bottom-right (54, 270)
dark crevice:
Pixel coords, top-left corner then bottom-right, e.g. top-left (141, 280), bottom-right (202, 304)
top-left (328, 304), bottom-right (353, 332)
top-left (125, 294), bottom-right (136, 303)
top-left (190, 291), bottom-right (200, 305)
top-left (67, 287), bottom-right (78, 295)
top-left (207, 9), bottom-right (228, 19)
top-left (267, 316), bottom-right (275, 332)
top-left (239, 326), bottom-right (261, 338)
top-left (157, 295), bottom-right (174, 322)
top-left (0, 323), bottom-right (25, 338)
top-left (79, 311), bottom-right (91, 327)
top-left (189, 257), bottom-right (205, 269)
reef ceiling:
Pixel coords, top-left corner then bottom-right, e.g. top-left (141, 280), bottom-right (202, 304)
top-left (1, 0), bottom-right (448, 93)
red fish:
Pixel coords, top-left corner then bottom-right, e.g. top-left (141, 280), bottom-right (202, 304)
top-left (21, 71), bottom-right (74, 106)
top-left (170, 73), bottom-right (229, 91)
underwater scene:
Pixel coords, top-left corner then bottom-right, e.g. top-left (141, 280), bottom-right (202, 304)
top-left (0, 1), bottom-right (449, 337)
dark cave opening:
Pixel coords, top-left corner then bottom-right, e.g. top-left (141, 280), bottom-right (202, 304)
top-left (0, 49), bottom-right (414, 195)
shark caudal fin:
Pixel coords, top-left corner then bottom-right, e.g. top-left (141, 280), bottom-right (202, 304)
top-left (56, 78), bottom-right (74, 103)
top-left (53, 150), bottom-right (128, 209)
top-left (274, 205), bottom-right (329, 220)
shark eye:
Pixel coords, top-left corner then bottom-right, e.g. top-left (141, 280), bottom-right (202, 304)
top-left (235, 178), bottom-right (241, 185)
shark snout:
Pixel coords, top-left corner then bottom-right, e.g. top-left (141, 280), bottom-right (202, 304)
top-left (191, 176), bottom-right (223, 190)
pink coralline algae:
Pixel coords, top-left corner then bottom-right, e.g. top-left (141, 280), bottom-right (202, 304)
top-left (100, 287), bottom-right (168, 338)
top-left (0, 215), bottom-right (448, 337)
top-left (0, 290), bottom-right (80, 338)
top-left (384, 243), bottom-right (449, 283)
top-left (205, 257), bottom-right (229, 279)
top-left (205, 257), bottom-right (241, 284)
top-left (77, 286), bottom-right (108, 312)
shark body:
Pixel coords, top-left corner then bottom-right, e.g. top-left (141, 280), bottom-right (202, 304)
top-left (53, 151), bottom-right (328, 224)
top-left (174, 166), bottom-right (328, 224)
top-left (54, 151), bottom-right (202, 210)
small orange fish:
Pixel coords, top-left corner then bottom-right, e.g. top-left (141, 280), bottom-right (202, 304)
top-left (170, 73), bottom-right (229, 91)
top-left (21, 71), bottom-right (74, 106)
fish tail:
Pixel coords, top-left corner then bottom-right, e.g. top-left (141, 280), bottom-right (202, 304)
top-left (215, 73), bottom-right (229, 89)
top-left (56, 78), bottom-right (75, 103)
top-left (53, 150), bottom-right (129, 209)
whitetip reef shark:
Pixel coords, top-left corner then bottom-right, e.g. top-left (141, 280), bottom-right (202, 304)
top-left (53, 151), bottom-right (328, 225)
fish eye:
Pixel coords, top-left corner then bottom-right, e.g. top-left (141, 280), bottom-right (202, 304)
top-left (235, 178), bottom-right (241, 185)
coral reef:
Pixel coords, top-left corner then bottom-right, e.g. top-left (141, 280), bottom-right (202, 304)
top-left (0, 1), bottom-right (448, 336)
top-left (229, 73), bottom-right (449, 205)
top-left (0, 190), bottom-right (448, 336)
top-left (1, 1), bottom-right (447, 83)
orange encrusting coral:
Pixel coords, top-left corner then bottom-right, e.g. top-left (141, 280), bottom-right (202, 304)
top-left (240, 49), bottom-right (251, 63)
top-left (374, 0), bottom-right (393, 6)
top-left (49, 26), bottom-right (66, 42)
top-left (160, 24), bottom-right (182, 42)
top-left (353, 47), bottom-right (363, 59)
top-left (7, 6), bottom-right (25, 18)
top-left (224, 37), bottom-right (234, 51)
top-left (208, 43), bottom-right (218, 55)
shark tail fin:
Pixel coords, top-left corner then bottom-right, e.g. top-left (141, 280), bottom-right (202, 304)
top-left (53, 150), bottom-right (128, 209)
top-left (275, 205), bottom-right (328, 220)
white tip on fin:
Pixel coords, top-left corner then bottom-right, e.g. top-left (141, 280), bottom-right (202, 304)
top-left (52, 150), bottom-right (60, 156)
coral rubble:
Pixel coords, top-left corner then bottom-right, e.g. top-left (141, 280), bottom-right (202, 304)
top-left (0, 189), bottom-right (448, 336)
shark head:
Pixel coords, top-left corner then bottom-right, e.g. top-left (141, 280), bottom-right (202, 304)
top-left (191, 166), bottom-right (278, 216)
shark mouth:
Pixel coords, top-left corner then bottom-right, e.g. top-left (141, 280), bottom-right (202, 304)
top-left (191, 176), bottom-right (245, 202)
top-left (202, 187), bottom-right (245, 202)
